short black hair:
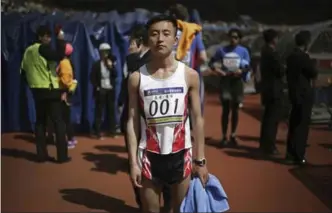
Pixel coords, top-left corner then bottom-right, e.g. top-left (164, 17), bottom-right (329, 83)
top-left (36, 25), bottom-right (51, 37)
top-left (263, 29), bottom-right (278, 43)
top-left (228, 28), bottom-right (242, 39)
top-left (168, 4), bottom-right (189, 21)
top-left (295, 30), bottom-right (311, 47)
top-left (146, 14), bottom-right (178, 36)
top-left (130, 24), bottom-right (148, 46)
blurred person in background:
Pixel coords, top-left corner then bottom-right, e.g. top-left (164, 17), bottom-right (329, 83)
top-left (209, 28), bottom-right (251, 147)
top-left (120, 24), bottom-right (151, 133)
top-left (21, 25), bottom-right (70, 163)
top-left (285, 30), bottom-right (317, 165)
top-left (90, 43), bottom-right (118, 139)
top-left (168, 3), bottom-right (208, 113)
top-left (259, 29), bottom-right (284, 155)
top-left (57, 43), bottom-right (78, 149)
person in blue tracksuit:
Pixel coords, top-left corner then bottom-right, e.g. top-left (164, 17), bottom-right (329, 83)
top-left (209, 28), bottom-right (250, 147)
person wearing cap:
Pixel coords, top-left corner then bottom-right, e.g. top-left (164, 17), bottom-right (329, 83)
top-left (20, 25), bottom-right (70, 163)
top-left (90, 42), bottom-right (118, 139)
top-left (57, 43), bottom-right (78, 149)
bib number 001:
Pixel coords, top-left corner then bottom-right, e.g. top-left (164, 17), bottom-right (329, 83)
top-left (149, 98), bottom-right (179, 116)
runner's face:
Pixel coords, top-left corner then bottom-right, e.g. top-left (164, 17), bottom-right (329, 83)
top-left (229, 33), bottom-right (240, 45)
top-left (148, 21), bottom-right (177, 57)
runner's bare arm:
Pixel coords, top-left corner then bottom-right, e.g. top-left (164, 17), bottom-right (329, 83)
top-left (186, 67), bottom-right (205, 159)
top-left (126, 72), bottom-right (140, 166)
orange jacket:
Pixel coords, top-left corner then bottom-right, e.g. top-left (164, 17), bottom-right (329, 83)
top-left (58, 58), bottom-right (77, 93)
top-left (176, 19), bottom-right (202, 61)
top-left (58, 58), bottom-right (74, 89)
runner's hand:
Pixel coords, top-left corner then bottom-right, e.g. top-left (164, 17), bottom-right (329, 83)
top-left (214, 68), bottom-right (226, 76)
top-left (106, 59), bottom-right (113, 68)
top-left (130, 164), bottom-right (142, 188)
top-left (61, 93), bottom-right (67, 101)
top-left (233, 69), bottom-right (242, 76)
top-left (193, 165), bottom-right (209, 187)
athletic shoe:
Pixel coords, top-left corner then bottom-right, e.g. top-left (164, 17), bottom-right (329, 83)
top-left (68, 141), bottom-right (75, 149)
top-left (71, 139), bottom-right (78, 145)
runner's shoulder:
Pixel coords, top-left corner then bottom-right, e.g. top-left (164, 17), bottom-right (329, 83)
top-left (184, 63), bottom-right (199, 85)
top-left (184, 64), bottom-right (199, 78)
top-left (236, 45), bottom-right (248, 52)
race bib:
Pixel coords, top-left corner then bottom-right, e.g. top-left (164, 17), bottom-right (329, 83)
top-left (143, 87), bottom-right (186, 126)
top-left (223, 52), bottom-right (241, 72)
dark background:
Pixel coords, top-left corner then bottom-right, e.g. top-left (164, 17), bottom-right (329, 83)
top-left (50, 0), bottom-right (332, 24)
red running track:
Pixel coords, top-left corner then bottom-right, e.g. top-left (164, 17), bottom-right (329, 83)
top-left (2, 94), bottom-right (332, 212)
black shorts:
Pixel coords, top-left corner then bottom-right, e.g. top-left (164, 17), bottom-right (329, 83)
top-left (219, 76), bottom-right (244, 103)
top-left (139, 148), bottom-right (192, 186)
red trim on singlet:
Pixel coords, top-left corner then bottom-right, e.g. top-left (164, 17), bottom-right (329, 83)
top-left (145, 126), bottom-right (160, 152)
top-left (183, 148), bottom-right (192, 178)
top-left (141, 150), bottom-right (152, 180)
top-left (172, 93), bottom-right (189, 152)
top-left (139, 96), bottom-right (160, 153)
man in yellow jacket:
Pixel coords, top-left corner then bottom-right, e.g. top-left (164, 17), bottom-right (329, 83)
top-left (21, 25), bottom-right (70, 163)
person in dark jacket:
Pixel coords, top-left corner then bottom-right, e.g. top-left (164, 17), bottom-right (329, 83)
top-left (259, 29), bottom-right (285, 155)
top-left (285, 30), bottom-right (318, 165)
top-left (119, 25), bottom-right (151, 122)
top-left (21, 25), bottom-right (69, 163)
top-left (90, 43), bottom-right (118, 139)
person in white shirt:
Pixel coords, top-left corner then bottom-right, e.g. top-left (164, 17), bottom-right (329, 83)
top-left (90, 43), bottom-right (118, 139)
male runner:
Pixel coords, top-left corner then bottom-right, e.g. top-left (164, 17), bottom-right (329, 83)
top-left (120, 24), bottom-right (171, 210)
top-left (126, 15), bottom-right (208, 213)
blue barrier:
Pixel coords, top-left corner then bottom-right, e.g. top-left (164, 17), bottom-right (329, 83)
top-left (1, 10), bottom-right (153, 133)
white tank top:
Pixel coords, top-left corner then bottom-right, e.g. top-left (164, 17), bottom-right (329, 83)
top-left (138, 62), bottom-right (192, 154)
